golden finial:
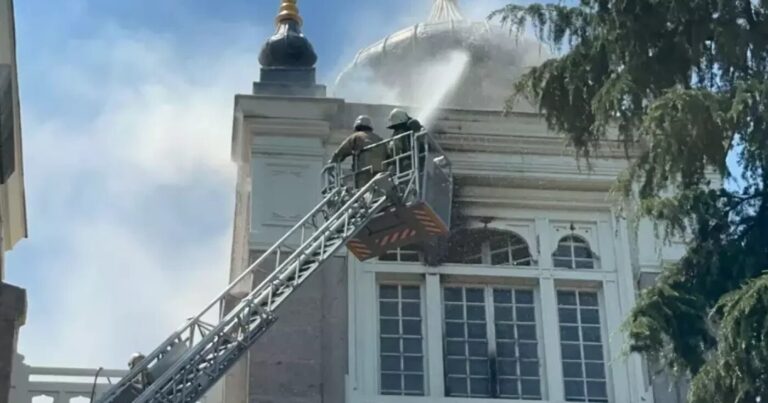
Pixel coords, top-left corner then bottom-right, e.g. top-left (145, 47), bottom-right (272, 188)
top-left (276, 0), bottom-right (303, 26)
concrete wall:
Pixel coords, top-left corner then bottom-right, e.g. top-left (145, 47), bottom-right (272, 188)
top-left (246, 254), bottom-right (347, 403)
top-left (0, 282), bottom-right (25, 403)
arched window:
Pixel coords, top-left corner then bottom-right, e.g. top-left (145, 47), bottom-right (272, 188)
top-left (445, 229), bottom-right (534, 266)
top-left (552, 235), bottom-right (595, 269)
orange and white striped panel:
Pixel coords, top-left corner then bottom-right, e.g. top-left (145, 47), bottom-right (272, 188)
top-left (412, 207), bottom-right (448, 235)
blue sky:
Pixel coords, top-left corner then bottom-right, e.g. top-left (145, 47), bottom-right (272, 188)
top-left (6, 0), bottom-right (526, 369)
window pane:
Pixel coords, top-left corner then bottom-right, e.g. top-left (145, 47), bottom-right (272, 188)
top-left (520, 378), bottom-right (541, 399)
top-left (559, 307), bottom-right (578, 323)
top-left (469, 378), bottom-right (491, 397)
top-left (557, 291), bottom-right (577, 305)
top-left (401, 286), bottom-right (420, 300)
top-left (517, 324), bottom-right (537, 340)
top-left (381, 337), bottom-right (400, 353)
top-left (446, 358), bottom-right (467, 375)
top-left (467, 341), bottom-right (487, 357)
top-left (495, 323), bottom-right (515, 339)
top-left (401, 302), bottom-right (420, 318)
top-left (580, 308), bottom-right (600, 324)
top-left (443, 286), bottom-right (489, 397)
top-left (380, 285), bottom-right (398, 299)
top-left (380, 301), bottom-right (398, 317)
top-left (469, 358), bottom-right (490, 376)
top-left (564, 380), bottom-right (585, 399)
top-left (519, 360), bottom-right (539, 377)
top-left (446, 377), bottom-right (468, 396)
top-left (492, 288), bottom-right (541, 399)
top-left (444, 287), bottom-right (463, 302)
top-left (404, 374), bottom-right (424, 394)
top-left (585, 362), bottom-right (605, 379)
top-left (497, 359), bottom-right (518, 376)
top-left (381, 373), bottom-right (402, 393)
top-left (562, 343), bottom-right (582, 360)
top-left (381, 355), bottom-right (401, 371)
top-left (446, 340), bottom-right (465, 356)
top-left (575, 258), bottom-right (595, 269)
top-left (378, 284), bottom-right (424, 396)
top-left (515, 290), bottom-right (534, 304)
top-left (445, 304), bottom-right (464, 320)
top-left (466, 288), bottom-right (484, 303)
top-left (516, 306), bottom-right (535, 322)
top-left (495, 306), bottom-right (513, 321)
top-left (494, 289), bottom-right (512, 304)
top-left (582, 325), bottom-right (602, 343)
top-left (403, 338), bottom-right (422, 354)
top-left (560, 325), bottom-right (580, 341)
top-left (558, 289), bottom-right (608, 402)
top-left (553, 257), bottom-right (573, 269)
top-left (380, 319), bottom-right (399, 335)
top-left (466, 305), bottom-right (486, 320)
top-left (563, 361), bottom-right (583, 378)
top-left (579, 292), bottom-right (599, 307)
top-left (583, 344), bottom-right (604, 361)
top-left (587, 380), bottom-right (608, 398)
top-left (498, 378), bottom-right (519, 398)
top-left (491, 250), bottom-right (510, 265)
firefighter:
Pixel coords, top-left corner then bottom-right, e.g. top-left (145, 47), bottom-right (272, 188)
top-left (386, 108), bottom-right (424, 173)
top-left (329, 115), bottom-right (386, 188)
top-left (128, 352), bottom-right (151, 388)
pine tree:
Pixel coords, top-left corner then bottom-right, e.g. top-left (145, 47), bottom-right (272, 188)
top-left (490, 1), bottom-right (768, 401)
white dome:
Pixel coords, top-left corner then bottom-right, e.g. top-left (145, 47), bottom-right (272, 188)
top-left (333, 0), bottom-right (548, 111)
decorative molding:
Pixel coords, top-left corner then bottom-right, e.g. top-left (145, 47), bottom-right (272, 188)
top-left (246, 117), bottom-right (331, 138)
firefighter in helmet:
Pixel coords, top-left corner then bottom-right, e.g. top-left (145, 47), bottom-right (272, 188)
top-left (386, 108), bottom-right (423, 173)
top-left (329, 115), bottom-right (386, 188)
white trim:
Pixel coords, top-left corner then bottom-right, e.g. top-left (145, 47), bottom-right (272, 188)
top-left (538, 277), bottom-right (564, 401)
top-left (425, 274), bottom-right (446, 397)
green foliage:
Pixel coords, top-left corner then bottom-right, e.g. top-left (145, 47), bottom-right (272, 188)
top-left (491, 0), bottom-right (768, 400)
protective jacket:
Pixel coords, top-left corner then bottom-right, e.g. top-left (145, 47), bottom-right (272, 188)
top-left (330, 130), bottom-right (386, 187)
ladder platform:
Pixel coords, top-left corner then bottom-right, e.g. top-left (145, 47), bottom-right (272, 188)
top-left (346, 200), bottom-right (449, 261)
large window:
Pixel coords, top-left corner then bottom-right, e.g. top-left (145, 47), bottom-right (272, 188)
top-left (553, 236), bottom-right (596, 269)
top-left (378, 284), bottom-right (426, 396)
top-left (443, 286), bottom-right (542, 399)
top-left (557, 290), bottom-right (608, 402)
top-left (446, 229), bottom-right (534, 266)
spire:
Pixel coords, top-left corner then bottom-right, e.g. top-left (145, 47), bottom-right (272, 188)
top-left (428, 0), bottom-right (464, 22)
top-left (258, 0), bottom-right (317, 69)
top-left (275, 0), bottom-right (302, 26)
top-left (254, 0), bottom-right (325, 97)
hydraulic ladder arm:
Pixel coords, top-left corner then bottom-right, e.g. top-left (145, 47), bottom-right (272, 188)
top-left (96, 172), bottom-right (397, 403)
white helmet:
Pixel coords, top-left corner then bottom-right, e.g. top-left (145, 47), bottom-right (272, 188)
top-left (128, 352), bottom-right (145, 369)
top-left (353, 115), bottom-right (373, 131)
top-left (387, 108), bottom-right (410, 129)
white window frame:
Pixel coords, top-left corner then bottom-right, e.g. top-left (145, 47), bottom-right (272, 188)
top-left (439, 280), bottom-right (546, 400)
top-left (376, 280), bottom-right (430, 396)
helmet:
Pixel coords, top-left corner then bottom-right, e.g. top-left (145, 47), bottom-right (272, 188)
top-left (128, 352), bottom-right (145, 369)
top-left (353, 115), bottom-right (373, 131)
top-left (387, 108), bottom-right (410, 129)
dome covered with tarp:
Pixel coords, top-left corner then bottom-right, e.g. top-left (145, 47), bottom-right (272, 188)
top-left (333, 0), bottom-right (547, 111)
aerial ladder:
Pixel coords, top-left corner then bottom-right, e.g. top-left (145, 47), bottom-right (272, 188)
top-left (95, 130), bottom-right (453, 403)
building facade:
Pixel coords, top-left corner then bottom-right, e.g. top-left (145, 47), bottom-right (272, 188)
top-left (221, 2), bottom-right (689, 403)
top-left (0, 0), bottom-right (28, 402)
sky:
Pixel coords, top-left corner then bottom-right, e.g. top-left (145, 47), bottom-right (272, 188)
top-left (5, 0), bottom-right (531, 370)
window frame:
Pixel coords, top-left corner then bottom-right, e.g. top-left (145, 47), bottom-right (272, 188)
top-left (440, 281), bottom-right (546, 400)
top-left (552, 235), bottom-right (598, 270)
top-left (376, 281), bottom-right (430, 396)
top-left (555, 287), bottom-right (612, 403)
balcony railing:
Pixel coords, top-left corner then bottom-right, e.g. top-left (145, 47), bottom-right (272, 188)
top-left (10, 354), bottom-right (221, 403)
